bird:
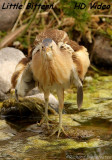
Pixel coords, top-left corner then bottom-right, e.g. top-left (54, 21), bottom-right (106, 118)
top-left (11, 29), bottom-right (90, 137)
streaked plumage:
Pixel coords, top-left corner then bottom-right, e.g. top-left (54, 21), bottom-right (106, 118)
top-left (11, 57), bottom-right (35, 98)
top-left (11, 29), bottom-right (90, 137)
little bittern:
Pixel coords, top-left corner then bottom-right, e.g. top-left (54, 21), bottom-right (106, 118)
top-left (11, 29), bottom-right (90, 137)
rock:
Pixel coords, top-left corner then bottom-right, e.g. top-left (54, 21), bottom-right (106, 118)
top-left (92, 36), bottom-right (112, 67)
top-left (0, 0), bottom-right (22, 31)
top-left (85, 76), bottom-right (93, 82)
top-left (1, 98), bottom-right (43, 122)
top-left (27, 88), bottom-right (40, 96)
top-left (0, 47), bottom-right (25, 100)
top-left (27, 93), bottom-right (58, 111)
top-left (1, 97), bottom-right (58, 123)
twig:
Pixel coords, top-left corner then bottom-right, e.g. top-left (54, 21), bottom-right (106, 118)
top-left (22, 0), bottom-right (45, 36)
top-left (12, 0), bottom-right (29, 32)
top-left (36, 12), bottom-right (48, 18)
top-left (46, 0), bottom-right (61, 25)
top-left (0, 25), bottom-right (27, 49)
top-left (53, 0), bottom-right (60, 7)
top-left (27, 30), bottom-right (31, 56)
top-left (50, 9), bottom-right (61, 25)
top-left (91, 15), bottom-right (112, 18)
top-left (90, 65), bottom-right (108, 76)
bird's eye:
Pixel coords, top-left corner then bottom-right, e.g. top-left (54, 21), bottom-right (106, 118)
top-left (60, 46), bottom-right (64, 49)
top-left (50, 46), bottom-right (52, 49)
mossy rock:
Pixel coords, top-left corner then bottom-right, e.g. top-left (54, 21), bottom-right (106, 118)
top-left (1, 97), bottom-right (57, 123)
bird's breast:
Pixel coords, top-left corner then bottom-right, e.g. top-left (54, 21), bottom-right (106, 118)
top-left (31, 53), bottom-right (74, 91)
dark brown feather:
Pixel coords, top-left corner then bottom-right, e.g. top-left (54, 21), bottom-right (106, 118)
top-left (34, 29), bottom-right (69, 46)
top-left (67, 40), bottom-right (83, 52)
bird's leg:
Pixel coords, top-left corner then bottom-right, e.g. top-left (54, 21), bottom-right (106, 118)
top-left (50, 89), bottom-right (68, 137)
top-left (39, 91), bottom-right (50, 128)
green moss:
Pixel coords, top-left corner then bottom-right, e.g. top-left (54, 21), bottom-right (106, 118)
top-left (49, 114), bottom-right (80, 127)
top-left (60, 0), bottom-right (91, 32)
top-left (2, 97), bottom-right (43, 114)
top-left (24, 136), bottom-right (112, 152)
top-left (24, 136), bottom-right (49, 151)
top-left (64, 75), bottom-right (112, 110)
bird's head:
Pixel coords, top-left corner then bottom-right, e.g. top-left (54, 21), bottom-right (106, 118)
top-left (41, 38), bottom-right (57, 60)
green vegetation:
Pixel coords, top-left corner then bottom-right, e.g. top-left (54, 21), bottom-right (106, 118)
top-left (60, 0), bottom-right (91, 32)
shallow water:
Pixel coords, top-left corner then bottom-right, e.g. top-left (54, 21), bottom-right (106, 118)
top-left (0, 75), bottom-right (112, 160)
top-left (0, 117), bottom-right (112, 160)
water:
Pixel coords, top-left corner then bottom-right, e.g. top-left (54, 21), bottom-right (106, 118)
top-left (0, 75), bottom-right (112, 160)
top-left (0, 114), bottom-right (112, 160)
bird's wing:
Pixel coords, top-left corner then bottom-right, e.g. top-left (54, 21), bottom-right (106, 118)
top-left (11, 57), bottom-right (36, 100)
top-left (58, 39), bottom-right (89, 110)
top-left (11, 57), bottom-right (31, 88)
top-left (58, 44), bottom-right (83, 110)
top-left (72, 45), bottom-right (90, 80)
top-left (15, 61), bottom-right (36, 100)
top-left (59, 40), bottom-right (90, 81)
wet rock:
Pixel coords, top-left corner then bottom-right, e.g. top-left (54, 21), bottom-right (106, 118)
top-left (0, 120), bottom-right (14, 140)
top-left (92, 36), bottom-right (112, 67)
top-left (72, 101), bottom-right (112, 123)
top-left (0, 97), bottom-right (57, 123)
top-left (0, 47), bottom-right (25, 100)
top-left (1, 98), bottom-right (43, 121)
top-left (0, 0), bottom-right (22, 31)
top-left (0, 131), bottom-right (14, 141)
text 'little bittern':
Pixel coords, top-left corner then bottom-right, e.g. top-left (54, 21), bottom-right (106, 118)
top-left (11, 29), bottom-right (90, 137)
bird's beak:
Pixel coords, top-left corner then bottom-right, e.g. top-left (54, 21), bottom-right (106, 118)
top-left (15, 89), bottom-right (19, 102)
top-left (45, 47), bottom-right (51, 52)
top-left (45, 47), bottom-right (52, 60)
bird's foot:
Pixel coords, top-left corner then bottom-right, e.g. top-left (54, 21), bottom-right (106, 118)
top-left (50, 125), bottom-right (68, 138)
top-left (37, 116), bottom-right (51, 129)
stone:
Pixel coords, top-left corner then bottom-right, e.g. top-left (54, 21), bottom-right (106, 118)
top-left (0, 47), bottom-right (25, 100)
top-left (27, 93), bottom-right (58, 111)
top-left (1, 97), bottom-right (58, 122)
top-left (0, 0), bottom-right (22, 31)
top-left (92, 36), bottom-right (112, 67)
top-left (85, 76), bottom-right (93, 82)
